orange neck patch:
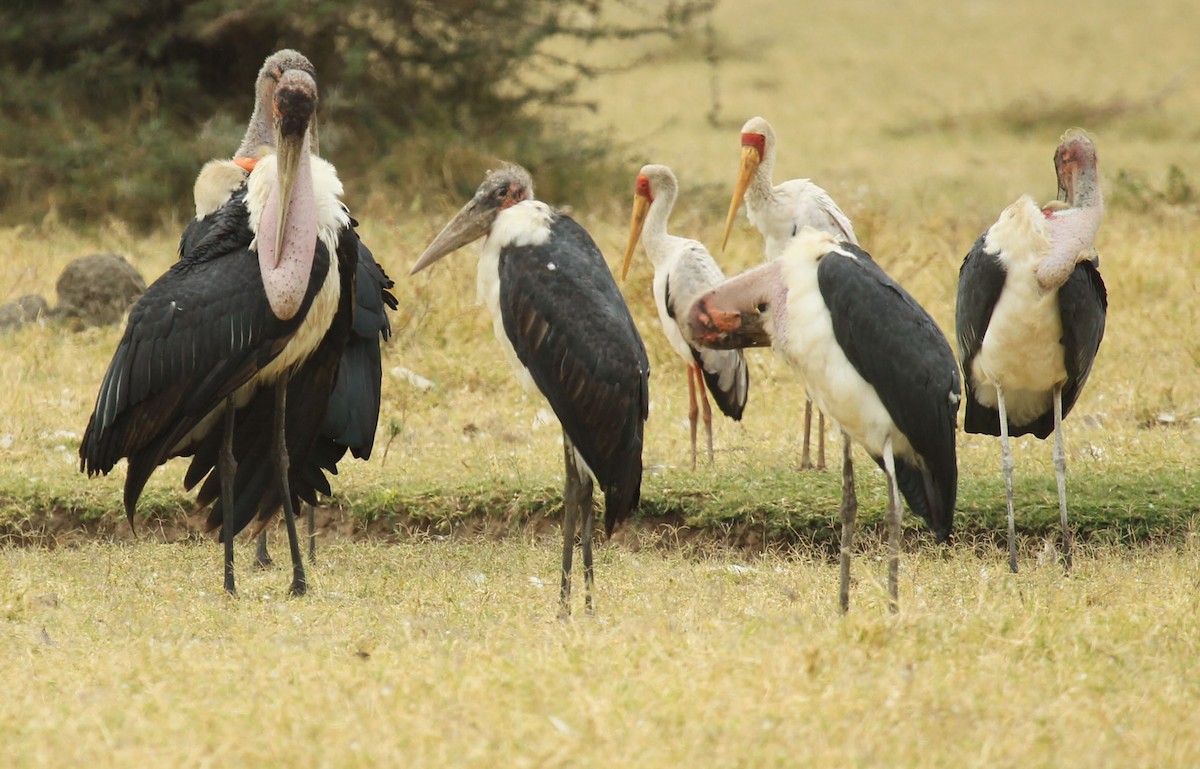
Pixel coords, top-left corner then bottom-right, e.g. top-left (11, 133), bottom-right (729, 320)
top-left (233, 156), bottom-right (258, 173)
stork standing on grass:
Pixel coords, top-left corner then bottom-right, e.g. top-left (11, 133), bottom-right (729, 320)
top-left (688, 228), bottom-right (959, 612)
top-left (621, 164), bottom-right (748, 468)
top-left (720, 116), bottom-right (859, 471)
top-left (410, 165), bottom-right (649, 617)
top-left (956, 129), bottom-right (1106, 574)
top-left (81, 56), bottom-right (372, 597)
top-left (192, 50), bottom-right (396, 568)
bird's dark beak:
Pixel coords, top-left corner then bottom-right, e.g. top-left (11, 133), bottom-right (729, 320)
top-left (410, 198), bottom-right (496, 275)
top-left (721, 144), bottom-right (761, 252)
top-left (621, 192), bottom-right (652, 281)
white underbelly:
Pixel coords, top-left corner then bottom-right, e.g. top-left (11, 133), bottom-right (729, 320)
top-left (780, 282), bottom-right (914, 462)
top-left (971, 281), bottom-right (1066, 424)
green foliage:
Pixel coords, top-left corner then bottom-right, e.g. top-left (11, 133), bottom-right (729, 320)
top-left (0, 0), bottom-right (714, 227)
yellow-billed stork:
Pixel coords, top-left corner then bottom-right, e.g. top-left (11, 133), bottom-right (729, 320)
top-left (410, 165), bottom-right (649, 617)
top-left (620, 164), bottom-right (748, 469)
top-left (956, 129), bottom-right (1106, 573)
top-left (688, 228), bottom-right (959, 612)
top-left (720, 116), bottom-right (859, 471)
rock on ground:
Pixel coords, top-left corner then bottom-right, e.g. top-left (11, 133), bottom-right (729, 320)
top-left (55, 253), bottom-right (146, 327)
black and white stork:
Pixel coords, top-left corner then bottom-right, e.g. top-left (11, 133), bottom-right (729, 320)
top-left (688, 228), bottom-right (959, 612)
top-left (410, 165), bottom-right (649, 616)
top-left (190, 50), bottom-right (396, 568)
top-left (956, 129), bottom-right (1106, 574)
top-left (620, 164), bottom-right (748, 469)
top-left (720, 116), bottom-right (860, 471)
top-left (80, 53), bottom-right (385, 597)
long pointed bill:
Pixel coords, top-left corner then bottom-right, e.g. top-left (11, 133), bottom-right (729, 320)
top-left (621, 193), bottom-right (652, 281)
top-left (411, 199), bottom-right (496, 275)
top-left (272, 132), bottom-right (304, 270)
top-left (720, 145), bottom-right (762, 252)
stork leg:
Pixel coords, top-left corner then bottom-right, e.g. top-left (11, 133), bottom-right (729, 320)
top-left (995, 384), bottom-right (1019, 573)
top-left (1053, 385), bottom-right (1074, 573)
top-left (559, 431), bottom-right (579, 619)
top-left (307, 503), bottom-right (316, 562)
top-left (272, 377), bottom-right (307, 597)
top-left (695, 363), bottom-right (715, 465)
top-left (882, 436), bottom-right (902, 614)
top-left (800, 395), bottom-right (814, 470)
top-left (686, 365), bottom-right (699, 470)
top-left (254, 530), bottom-right (273, 569)
top-left (838, 432), bottom-right (857, 614)
top-left (817, 413), bottom-right (826, 471)
top-left (220, 398), bottom-right (238, 597)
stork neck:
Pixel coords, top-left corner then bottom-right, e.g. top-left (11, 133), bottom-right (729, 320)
top-left (746, 149), bottom-right (778, 215)
top-left (640, 188), bottom-right (679, 266)
top-left (236, 100), bottom-right (273, 159)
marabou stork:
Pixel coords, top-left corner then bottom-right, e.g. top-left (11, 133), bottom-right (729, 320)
top-left (620, 164), bottom-right (748, 469)
top-left (80, 54), bottom-right (376, 597)
top-left (956, 129), bottom-right (1106, 574)
top-left (190, 50), bottom-right (396, 568)
top-left (688, 228), bottom-right (959, 612)
top-left (410, 165), bottom-right (649, 616)
top-left (720, 116), bottom-right (859, 471)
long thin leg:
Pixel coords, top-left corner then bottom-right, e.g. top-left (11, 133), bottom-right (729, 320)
top-left (882, 436), bottom-right (902, 614)
top-left (695, 364), bottom-right (714, 465)
top-left (579, 468), bottom-right (596, 616)
top-left (307, 504), bottom-right (316, 562)
top-left (686, 366), bottom-right (699, 470)
top-left (1052, 385), bottom-right (1073, 573)
top-left (996, 384), bottom-right (1018, 573)
top-left (220, 398), bottom-right (238, 597)
top-left (817, 412), bottom-right (826, 471)
top-left (273, 378), bottom-right (307, 596)
top-left (838, 432), bottom-right (857, 614)
top-left (559, 431), bottom-right (578, 619)
top-left (255, 530), bottom-right (272, 569)
top-left (800, 394), bottom-right (814, 470)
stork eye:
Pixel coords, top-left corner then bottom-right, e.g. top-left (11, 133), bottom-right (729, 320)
top-left (756, 302), bottom-right (769, 313)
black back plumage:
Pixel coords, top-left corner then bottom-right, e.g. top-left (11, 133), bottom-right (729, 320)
top-left (817, 245), bottom-right (960, 541)
top-left (79, 187), bottom-right (332, 521)
top-left (498, 214), bottom-right (650, 536)
top-left (956, 235), bottom-right (1107, 439)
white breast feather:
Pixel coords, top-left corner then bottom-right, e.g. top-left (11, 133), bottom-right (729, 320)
top-left (775, 229), bottom-right (914, 462)
top-left (971, 195), bottom-right (1067, 424)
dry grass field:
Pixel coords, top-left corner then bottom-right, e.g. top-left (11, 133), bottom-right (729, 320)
top-left (2, 0), bottom-right (1200, 766)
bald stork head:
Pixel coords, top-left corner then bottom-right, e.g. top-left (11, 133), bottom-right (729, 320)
top-left (687, 260), bottom-right (786, 351)
top-left (721, 116), bottom-right (776, 252)
top-left (1035, 129), bottom-right (1103, 291)
top-left (410, 165), bottom-right (534, 274)
top-left (238, 49), bottom-right (318, 161)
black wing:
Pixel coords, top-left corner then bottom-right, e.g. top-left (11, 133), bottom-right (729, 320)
top-left (499, 215), bottom-right (650, 536)
top-left (1056, 258), bottom-right (1106, 425)
top-left (319, 236), bottom-right (397, 459)
top-left (956, 232), bottom-right (1011, 437)
top-left (819, 245), bottom-right (960, 541)
top-left (193, 222), bottom-right (361, 538)
top-left (78, 188), bottom-right (331, 521)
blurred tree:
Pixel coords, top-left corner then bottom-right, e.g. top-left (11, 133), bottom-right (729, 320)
top-left (0, 0), bottom-right (714, 227)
